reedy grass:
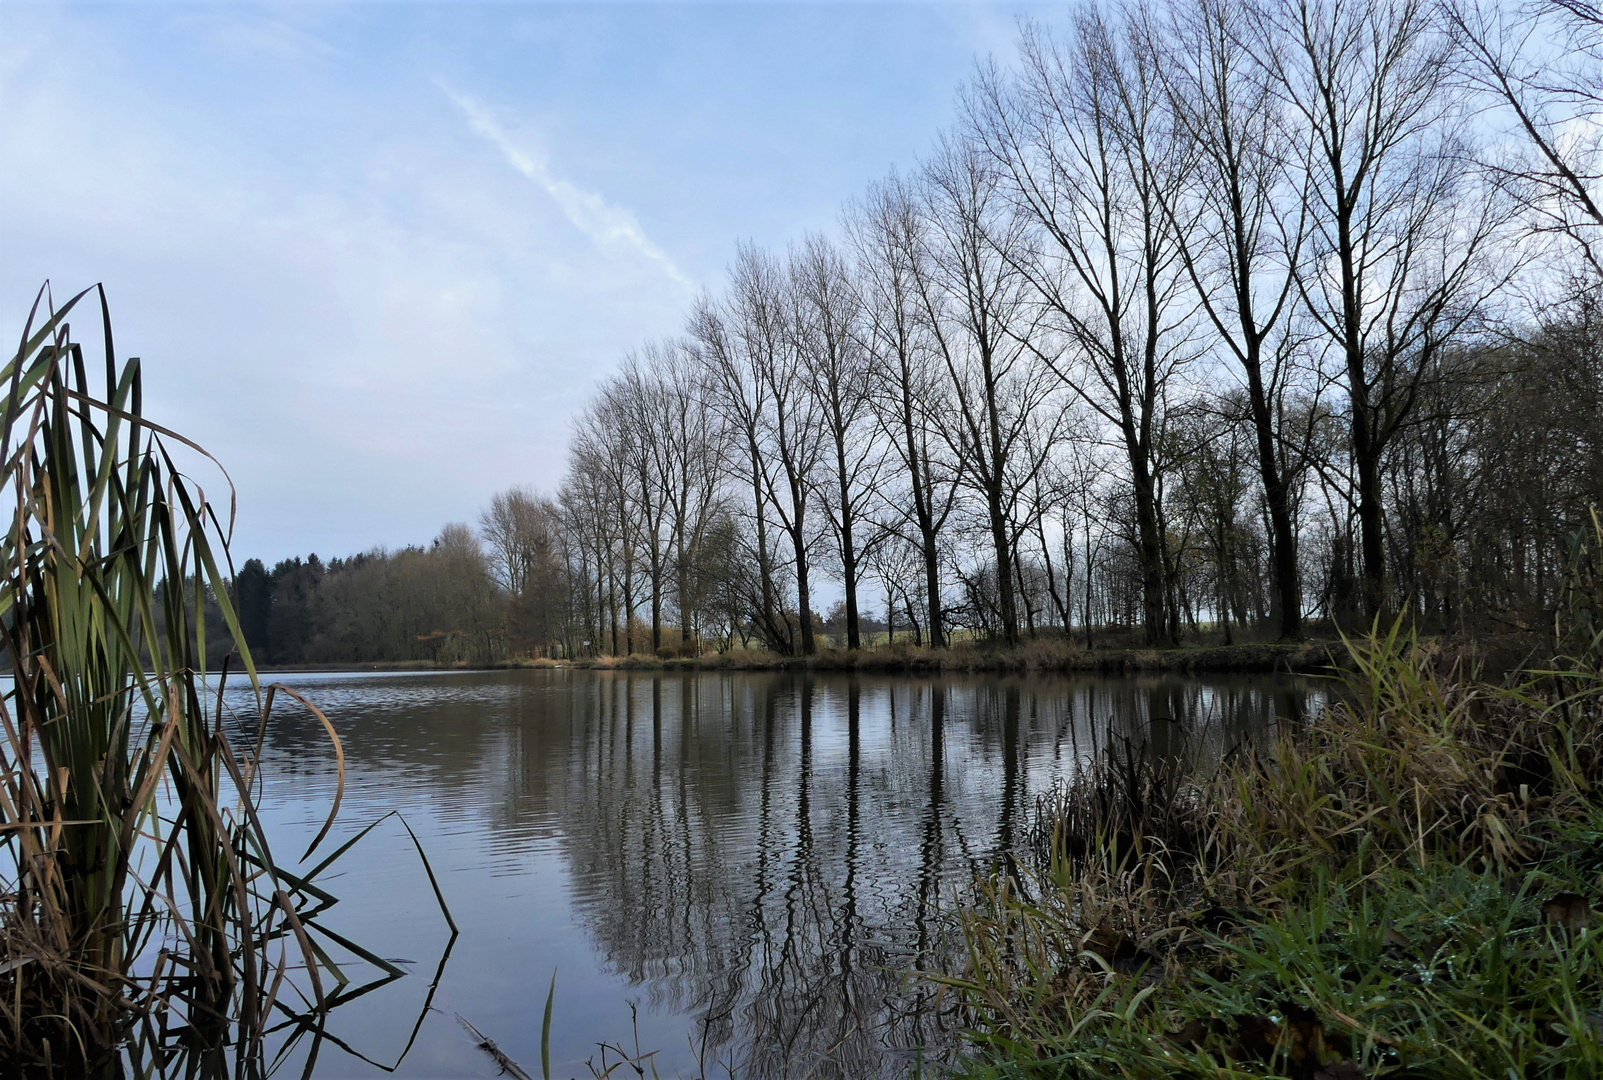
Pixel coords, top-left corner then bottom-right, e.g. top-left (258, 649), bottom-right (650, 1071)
top-left (942, 524), bottom-right (1603, 1078)
top-left (0, 286), bottom-right (434, 1077)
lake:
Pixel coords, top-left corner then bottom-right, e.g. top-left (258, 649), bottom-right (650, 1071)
top-left (248, 668), bottom-right (1317, 1078)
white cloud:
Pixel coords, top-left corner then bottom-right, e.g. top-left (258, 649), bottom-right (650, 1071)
top-left (0, 2), bottom-right (1002, 564)
top-left (436, 78), bottom-right (691, 289)
top-left (0, 8), bottom-right (692, 561)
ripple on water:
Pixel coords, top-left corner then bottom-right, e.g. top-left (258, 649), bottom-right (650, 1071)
top-left (240, 667), bottom-right (1318, 1079)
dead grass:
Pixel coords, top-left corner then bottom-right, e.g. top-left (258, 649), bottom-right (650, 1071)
top-left (941, 614), bottom-right (1603, 1078)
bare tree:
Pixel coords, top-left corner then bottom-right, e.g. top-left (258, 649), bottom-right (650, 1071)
top-left (480, 486), bottom-right (546, 598)
top-left (615, 351), bottom-right (671, 651)
top-left (693, 245), bottom-right (827, 654)
top-left (688, 294), bottom-right (790, 650)
top-left (1151, 0), bottom-right (1313, 639)
top-left (1030, 409), bottom-right (1097, 634)
top-left (655, 343), bottom-right (723, 653)
top-left (431, 523), bottom-right (503, 661)
top-left (914, 140), bottom-right (1064, 646)
top-left (610, 343), bottom-right (718, 652)
top-left (792, 234), bottom-right (879, 649)
top-left (967, 11), bottom-right (1193, 645)
top-left (1262, 0), bottom-right (1511, 617)
top-left (849, 176), bottom-right (962, 647)
top-left (570, 399), bottom-right (642, 653)
top-left (741, 246), bottom-right (828, 655)
top-left (480, 485), bottom-right (571, 653)
top-left (556, 474), bottom-right (604, 655)
top-left (1448, 0), bottom-right (1602, 275)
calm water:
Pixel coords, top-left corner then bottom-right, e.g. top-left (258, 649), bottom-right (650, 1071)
top-left (245, 668), bottom-right (1316, 1078)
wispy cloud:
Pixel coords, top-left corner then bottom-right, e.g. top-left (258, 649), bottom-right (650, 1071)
top-left (436, 78), bottom-right (689, 288)
top-left (206, 14), bottom-right (339, 65)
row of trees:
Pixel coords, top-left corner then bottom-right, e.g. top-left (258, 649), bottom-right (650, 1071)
top-left (545, 0), bottom-right (1600, 655)
top-left (234, 525), bottom-right (505, 664)
top-left (239, 0), bottom-right (1601, 663)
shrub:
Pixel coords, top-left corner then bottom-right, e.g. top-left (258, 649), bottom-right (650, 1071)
top-left (945, 606), bottom-right (1603, 1078)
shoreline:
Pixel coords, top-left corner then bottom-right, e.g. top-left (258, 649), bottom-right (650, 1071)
top-left (257, 639), bottom-right (1352, 677)
top-left (564, 639), bottom-right (1345, 674)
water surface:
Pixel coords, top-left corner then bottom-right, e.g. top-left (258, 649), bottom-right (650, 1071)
top-left (249, 668), bottom-right (1315, 1078)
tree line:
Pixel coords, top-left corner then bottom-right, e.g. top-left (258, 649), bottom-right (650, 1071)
top-left (241, 0), bottom-right (1602, 664)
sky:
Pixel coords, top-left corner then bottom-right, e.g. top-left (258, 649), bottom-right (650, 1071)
top-left (0, 1), bottom-right (1034, 563)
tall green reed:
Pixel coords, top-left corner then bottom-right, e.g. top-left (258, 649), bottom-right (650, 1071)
top-left (0, 285), bottom-right (371, 1076)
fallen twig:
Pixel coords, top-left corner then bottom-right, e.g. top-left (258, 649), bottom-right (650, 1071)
top-left (458, 1014), bottom-right (535, 1080)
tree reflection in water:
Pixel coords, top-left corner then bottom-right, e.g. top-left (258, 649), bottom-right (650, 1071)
top-left (245, 670), bottom-right (1310, 1076)
top-left (556, 671), bottom-right (1306, 1078)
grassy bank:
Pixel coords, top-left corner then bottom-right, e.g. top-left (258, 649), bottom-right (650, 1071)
top-left (939, 620), bottom-right (1603, 1078)
top-left (266, 632), bottom-right (1560, 679)
top-left (559, 638), bottom-right (1343, 675)
top-left (255, 640), bottom-right (1343, 676)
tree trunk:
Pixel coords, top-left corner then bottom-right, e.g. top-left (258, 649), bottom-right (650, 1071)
top-left (1042, 517), bottom-right (1069, 632)
top-left (1015, 552), bottom-right (1037, 638)
top-left (988, 488), bottom-right (1020, 645)
top-left (676, 531), bottom-right (692, 654)
top-left (981, 345), bottom-right (1020, 645)
top-left (650, 554), bottom-right (663, 652)
top-left (836, 439), bottom-right (861, 650)
top-left (795, 531), bottom-right (816, 655)
top-left (1083, 510), bottom-right (1095, 650)
top-left (920, 530), bottom-right (943, 649)
top-left (901, 375), bottom-right (944, 648)
top-left (749, 440), bottom-right (781, 648)
top-left (1355, 440), bottom-right (1387, 620)
top-left (1240, 347), bottom-right (1302, 639)
top-left (606, 555), bottom-right (619, 656)
top-left (1129, 462), bottom-right (1170, 645)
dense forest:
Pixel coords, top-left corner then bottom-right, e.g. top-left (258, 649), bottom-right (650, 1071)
top-left (238, 0), bottom-right (1602, 666)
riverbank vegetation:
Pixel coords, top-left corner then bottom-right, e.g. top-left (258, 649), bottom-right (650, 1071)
top-left (560, 638), bottom-right (1341, 675)
top-left (232, 0), bottom-right (1600, 670)
top-left (939, 514), bottom-right (1603, 1076)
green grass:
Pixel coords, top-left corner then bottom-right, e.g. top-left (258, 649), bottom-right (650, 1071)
top-left (950, 855), bottom-right (1603, 1078)
top-left (941, 593), bottom-right (1603, 1078)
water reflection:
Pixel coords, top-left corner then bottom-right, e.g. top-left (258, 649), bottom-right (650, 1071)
top-left (253, 669), bottom-right (1313, 1078)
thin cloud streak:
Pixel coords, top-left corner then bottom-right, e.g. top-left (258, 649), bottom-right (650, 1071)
top-left (436, 77), bottom-right (691, 289)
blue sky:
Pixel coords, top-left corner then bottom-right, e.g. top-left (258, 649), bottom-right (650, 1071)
top-left (1, 3), bottom-right (1032, 562)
